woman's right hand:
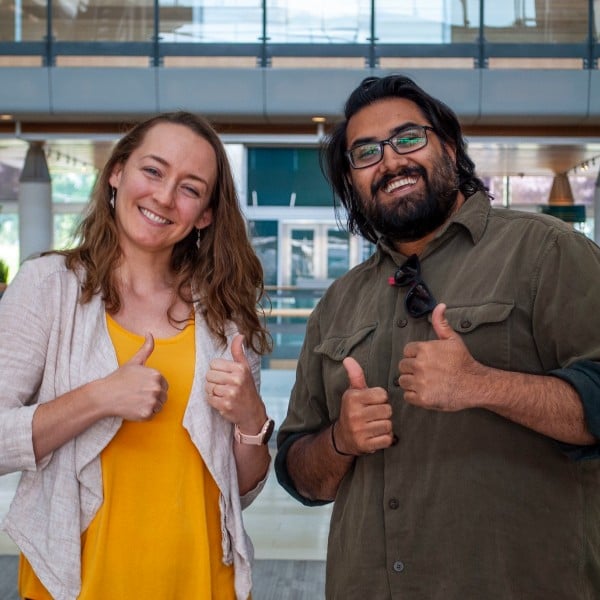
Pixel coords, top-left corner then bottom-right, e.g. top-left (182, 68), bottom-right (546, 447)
top-left (98, 333), bottom-right (168, 421)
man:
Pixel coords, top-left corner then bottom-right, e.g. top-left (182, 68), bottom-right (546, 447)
top-left (275, 75), bottom-right (600, 599)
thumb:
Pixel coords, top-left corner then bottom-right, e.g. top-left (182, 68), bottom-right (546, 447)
top-left (342, 356), bottom-right (367, 390)
top-left (432, 303), bottom-right (455, 341)
top-left (231, 334), bottom-right (248, 364)
top-left (127, 333), bottom-right (155, 366)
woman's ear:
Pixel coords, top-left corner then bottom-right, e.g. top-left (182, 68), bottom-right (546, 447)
top-left (108, 164), bottom-right (123, 189)
top-left (194, 208), bottom-right (213, 230)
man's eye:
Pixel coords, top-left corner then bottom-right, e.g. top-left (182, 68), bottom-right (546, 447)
top-left (394, 133), bottom-right (424, 147)
top-left (355, 144), bottom-right (380, 160)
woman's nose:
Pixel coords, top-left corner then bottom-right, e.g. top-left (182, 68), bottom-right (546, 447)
top-left (153, 183), bottom-right (175, 206)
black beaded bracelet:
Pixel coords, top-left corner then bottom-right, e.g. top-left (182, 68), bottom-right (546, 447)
top-left (330, 419), bottom-right (354, 457)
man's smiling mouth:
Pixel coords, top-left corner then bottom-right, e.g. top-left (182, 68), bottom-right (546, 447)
top-left (383, 176), bottom-right (418, 194)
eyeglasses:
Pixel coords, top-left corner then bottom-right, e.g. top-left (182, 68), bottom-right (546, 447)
top-left (346, 125), bottom-right (435, 169)
top-left (388, 254), bottom-right (437, 318)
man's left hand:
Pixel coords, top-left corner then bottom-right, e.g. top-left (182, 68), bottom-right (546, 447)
top-left (398, 303), bottom-right (484, 411)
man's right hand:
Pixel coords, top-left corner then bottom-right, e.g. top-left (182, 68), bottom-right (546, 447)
top-left (334, 356), bottom-right (394, 455)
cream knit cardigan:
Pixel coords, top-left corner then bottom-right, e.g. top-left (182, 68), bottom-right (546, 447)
top-left (0, 254), bottom-right (267, 600)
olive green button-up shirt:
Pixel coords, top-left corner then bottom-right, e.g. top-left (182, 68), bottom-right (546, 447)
top-left (276, 192), bottom-right (600, 599)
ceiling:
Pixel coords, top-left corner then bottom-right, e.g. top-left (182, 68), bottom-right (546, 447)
top-left (1, 131), bottom-right (600, 181)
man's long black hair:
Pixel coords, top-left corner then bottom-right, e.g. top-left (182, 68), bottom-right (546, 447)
top-left (321, 75), bottom-right (490, 244)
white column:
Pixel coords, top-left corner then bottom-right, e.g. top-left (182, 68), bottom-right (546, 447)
top-left (18, 141), bottom-right (52, 264)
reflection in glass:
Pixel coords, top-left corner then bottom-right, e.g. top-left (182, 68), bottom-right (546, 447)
top-left (249, 220), bottom-right (278, 287)
top-left (0, 1), bottom-right (47, 41)
top-left (485, 0), bottom-right (588, 43)
top-left (159, 0), bottom-right (263, 43)
top-left (376, 0), bottom-right (480, 44)
top-left (291, 229), bottom-right (314, 286)
top-left (327, 229), bottom-right (349, 280)
top-left (266, 0), bottom-right (371, 43)
top-left (53, 0), bottom-right (154, 42)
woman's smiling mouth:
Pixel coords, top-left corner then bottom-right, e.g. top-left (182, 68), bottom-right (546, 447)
top-left (139, 207), bottom-right (173, 225)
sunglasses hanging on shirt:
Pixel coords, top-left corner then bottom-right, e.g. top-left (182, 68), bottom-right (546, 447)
top-left (388, 254), bottom-right (437, 318)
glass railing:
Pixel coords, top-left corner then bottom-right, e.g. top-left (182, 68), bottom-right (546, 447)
top-left (261, 284), bottom-right (322, 369)
top-left (0, 0), bottom-right (597, 68)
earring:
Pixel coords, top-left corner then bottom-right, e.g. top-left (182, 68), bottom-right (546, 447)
top-left (110, 188), bottom-right (116, 209)
top-left (196, 228), bottom-right (201, 250)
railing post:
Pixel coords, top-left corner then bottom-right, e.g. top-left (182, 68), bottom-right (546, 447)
top-left (151, 0), bottom-right (161, 67)
top-left (45, 0), bottom-right (55, 66)
top-left (586, 0), bottom-right (597, 69)
top-left (366, 0), bottom-right (378, 69)
top-left (475, 0), bottom-right (487, 68)
top-left (258, 0), bottom-right (270, 67)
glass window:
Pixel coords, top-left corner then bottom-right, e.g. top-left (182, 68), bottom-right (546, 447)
top-left (327, 228), bottom-right (349, 280)
top-left (485, 0), bottom-right (588, 43)
top-left (54, 0), bottom-right (154, 42)
top-left (54, 213), bottom-right (82, 251)
top-left (249, 220), bottom-right (278, 286)
top-left (266, 0), bottom-right (371, 44)
top-left (159, 0), bottom-right (263, 43)
top-left (0, 213), bottom-right (19, 282)
top-left (0, 1), bottom-right (47, 42)
top-left (247, 148), bottom-right (333, 207)
top-left (376, 0), bottom-right (480, 44)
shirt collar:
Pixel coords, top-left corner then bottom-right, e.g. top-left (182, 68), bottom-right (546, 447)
top-left (377, 191), bottom-right (491, 263)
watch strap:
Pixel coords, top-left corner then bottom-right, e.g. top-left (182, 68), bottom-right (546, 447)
top-left (234, 417), bottom-right (275, 445)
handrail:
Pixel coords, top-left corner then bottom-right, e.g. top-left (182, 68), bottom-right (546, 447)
top-left (0, 1), bottom-right (596, 69)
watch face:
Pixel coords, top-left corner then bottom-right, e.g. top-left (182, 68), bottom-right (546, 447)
top-left (263, 419), bottom-right (275, 445)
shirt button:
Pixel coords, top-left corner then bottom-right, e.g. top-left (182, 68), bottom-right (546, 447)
top-left (460, 320), bottom-right (471, 329)
top-left (388, 498), bottom-right (399, 510)
top-left (396, 318), bottom-right (408, 328)
top-left (393, 560), bottom-right (405, 573)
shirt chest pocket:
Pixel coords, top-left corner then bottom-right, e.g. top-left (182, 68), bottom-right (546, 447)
top-left (442, 301), bottom-right (514, 369)
top-left (314, 323), bottom-right (378, 413)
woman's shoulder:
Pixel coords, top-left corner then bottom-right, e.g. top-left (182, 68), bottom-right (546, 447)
top-left (12, 252), bottom-right (81, 291)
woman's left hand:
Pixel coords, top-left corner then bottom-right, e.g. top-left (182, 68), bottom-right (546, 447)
top-left (206, 334), bottom-right (267, 433)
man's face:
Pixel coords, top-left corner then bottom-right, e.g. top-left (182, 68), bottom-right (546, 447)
top-left (345, 97), bottom-right (460, 243)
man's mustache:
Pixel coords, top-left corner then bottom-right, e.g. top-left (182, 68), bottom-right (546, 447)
top-left (371, 166), bottom-right (427, 197)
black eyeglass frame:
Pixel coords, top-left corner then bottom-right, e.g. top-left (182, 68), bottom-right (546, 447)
top-left (346, 125), bottom-right (435, 170)
top-left (390, 254), bottom-right (437, 318)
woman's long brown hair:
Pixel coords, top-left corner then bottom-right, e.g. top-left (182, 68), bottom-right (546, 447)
top-left (62, 111), bottom-right (271, 355)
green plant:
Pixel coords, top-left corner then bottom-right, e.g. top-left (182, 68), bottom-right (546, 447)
top-left (0, 258), bottom-right (9, 284)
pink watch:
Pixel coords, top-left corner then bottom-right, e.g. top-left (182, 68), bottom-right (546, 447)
top-left (234, 418), bottom-right (275, 445)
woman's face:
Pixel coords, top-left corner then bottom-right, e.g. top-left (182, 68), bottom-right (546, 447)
top-left (109, 121), bottom-right (216, 258)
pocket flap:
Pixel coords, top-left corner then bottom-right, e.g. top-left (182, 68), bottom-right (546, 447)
top-left (441, 302), bottom-right (514, 333)
top-left (314, 323), bottom-right (378, 361)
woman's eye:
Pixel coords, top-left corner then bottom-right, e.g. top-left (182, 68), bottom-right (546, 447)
top-left (182, 185), bottom-right (200, 197)
top-left (143, 166), bottom-right (160, 177)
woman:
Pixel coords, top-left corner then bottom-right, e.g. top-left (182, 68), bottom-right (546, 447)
top-left (0, 112), bottom-right (273, 600)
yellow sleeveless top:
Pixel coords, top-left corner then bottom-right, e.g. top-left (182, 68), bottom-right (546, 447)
top-left (19, 314), bottom-right (235, 599)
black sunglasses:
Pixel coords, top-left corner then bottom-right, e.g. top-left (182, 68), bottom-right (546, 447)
top-left (388, 254), bottom-right (437, 318)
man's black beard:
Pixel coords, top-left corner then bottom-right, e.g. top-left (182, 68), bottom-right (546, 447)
top-left (358, 150), bottom-right (460, 243)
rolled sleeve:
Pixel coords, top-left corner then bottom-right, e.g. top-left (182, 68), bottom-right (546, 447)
top-left (274, 432), bottom-right (332, 507)
top-left (551, 360), bottom-right (600, 460)
top-left (0, 405), bottom-right (39, 475)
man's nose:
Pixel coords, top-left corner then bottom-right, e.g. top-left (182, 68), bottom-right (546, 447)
top-left (379, 142), bottom-right (409, 171)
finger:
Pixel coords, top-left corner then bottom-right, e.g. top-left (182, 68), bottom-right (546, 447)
top-left (127, 333), bottom-right (155, 366)
top-left (231, 334), bottom-right (248, 365)
top-left (342, 356), bottom-right (367, 390)
top-left (431, 303), bottom-right (455, 341)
